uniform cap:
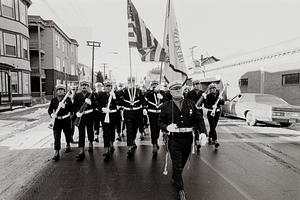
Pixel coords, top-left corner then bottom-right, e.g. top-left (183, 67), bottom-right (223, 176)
top-left (55, 84), bottom-right (66, 91)
top-left (150, 80), bottom-right (159, 86)
top-left (192, 80), bottom-right (200, 85)
top-left (95, 82), bottom-right (103, 87)
top-left (80, 80), bottom-right (90, 86)
top-left (209, 83), bottom-right (217, 89)
top-left (103, 79), bottom-right (113, 86)
top-left (168, 81), bottom-right (183, 90)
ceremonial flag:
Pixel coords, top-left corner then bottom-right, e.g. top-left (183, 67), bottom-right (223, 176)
top-left (127, 0), bottom-right (165, 62)
top-left (163, 0), bottom-right (188, 85)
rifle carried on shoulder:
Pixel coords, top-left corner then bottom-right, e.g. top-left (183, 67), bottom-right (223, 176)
top-left (211, 83), bottom-right (229, 117)
top-left (48, 90), bottom-right (71, 129)
top-left (104, 85), bottom-right (116, 123)
top-left (195, 87), bottom-right (210, 109)
top-left (73, 93), bottom-right (93, 127)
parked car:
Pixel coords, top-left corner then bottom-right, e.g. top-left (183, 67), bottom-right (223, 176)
top-left (222, 93), bottom-right (300, 127)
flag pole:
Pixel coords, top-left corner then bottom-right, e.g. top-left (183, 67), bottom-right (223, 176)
top-left (129, 46), bottom-right (133, 88)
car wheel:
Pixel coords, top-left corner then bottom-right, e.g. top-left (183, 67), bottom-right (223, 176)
top-left (246, 111), bottom-right (257, 126)
top-left (279, 122), bottom-right (292, 127)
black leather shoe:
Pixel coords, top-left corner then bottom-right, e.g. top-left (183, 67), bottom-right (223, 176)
top-left (52, 154), bottom-right (59, 161)
top-left (65, 146), bottom-right (71, 153)
top-left (127, 148), bottom-right (134, 157)
top-left (76, 153), bottom-right (85, 161)
top-left (132, 143), bottom-right (137, 150)
top-left (215, 142), bottom-right (220, 148)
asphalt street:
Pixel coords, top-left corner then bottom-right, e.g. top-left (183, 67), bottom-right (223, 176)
top-left (0, 106), bottom-right (299, 200)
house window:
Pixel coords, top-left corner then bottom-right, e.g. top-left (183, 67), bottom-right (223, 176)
top-left (22, 37), bottom-right (28, 59)
top-left (71, 64), bottom-right (75, 75)
top-left (56, 57), bottom-right (61, 71)
top-left (2, 0), bottom-right (15, 19)
top-left (62, 40), bottom-right (65, 52)
top-left (18, 71), bottom-right (22, 94)
top-left (282, 73), bottom-right (299, 85)
top-left (55, 33), bottom-right (60, 48)
top-left (11, 72), bottom-right (18, 93)
top-left (71, 45), bottom-right (74, 56)
top-left (23, 73), bottom-right (30, 94)
top-left (3, 32), bottom-right (17, 56)
top-left (19, 1), bottom-right (27, 25)
top-left (240, 78), bottom-right (248, 87)
top-left (0, 31), bottom-right (2, 55)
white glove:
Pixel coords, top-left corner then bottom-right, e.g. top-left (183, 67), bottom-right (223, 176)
top-left (157, 93), bottom-right (163, 99)
top-left (85, 98), bottom-right (91, 105)
top-left (199, 133), bottom-right (207, 146)
top-left (110, 91), bottom-right (116, 99)
top-left (76, 112), bottom-right (83, 118)
top-left (167, 123), bottom-right (177, 132)
top-left (67, 92), bottom-right (73, 98)
top-left (202, 93), bottom-right (207, 99)
top-left (143, 109), bottom-right (147, 115)
top-left (58, 102), bottom-right (65, 109)
top-left (51, 113), bottom-right (57, 118)
top-left (102, 108), bottom-right (110, 113)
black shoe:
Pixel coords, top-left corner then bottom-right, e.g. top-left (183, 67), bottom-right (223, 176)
top-left (88, 143), bottom-right (93, 152)
top-left (152, 144), bottom-right (158, 154)
top-left (76, 152), bottom-right (85, 161)
top-left (103, 151), bottom-right (111, 158)
top-left (132, 143), bottom-right (137, 150)
top-left (109, 146), bottom-right (115, 153)
top-left (215, 142), bottom-right (220, 148)
top-left (52, 154), bottom-right (59, 161)
top-left (127, 148), bottom-right (134, 157)
top-left (178, 190), bottom-right (186, 200)
top-left (65, 146), bottom-right (71, 153)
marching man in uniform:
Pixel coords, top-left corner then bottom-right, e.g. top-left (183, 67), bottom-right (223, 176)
top-left (159, 82), bottom-right (207, 200)
top-left (73, 80), bottom-right (96, 160)
top-left (186, 79), bottom-right (204, 151)
top-left (93, 82), bottom-right (104, 143)
top-left (119, 77), bottom-right (145, 157)
top-left (97, 80), bottom-right (118, 160)
top-left (145, 80), bottom-right (166, 155)
top-left (48, 84), bottom-right (73, 161)
top-left (203, 83), bottom-right (224, 148)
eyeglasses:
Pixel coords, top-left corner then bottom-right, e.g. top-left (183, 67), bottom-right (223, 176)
top-left (81, 84), bottom-right (89, 87)
top-left (105, 85), bottom-right (112, 87)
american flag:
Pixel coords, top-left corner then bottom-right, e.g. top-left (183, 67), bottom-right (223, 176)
top-left (127, 0), bottom-right (165, 62)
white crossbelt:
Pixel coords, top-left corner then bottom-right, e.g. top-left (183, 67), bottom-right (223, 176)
top-left (171, 127), bottom-right (193, 133)
top-left (83, 109), bottom-right (93, 114)
top-left (56, 113), bottom-right (70, 119)
top-left (103, 109), bottom-right (117, 113)
top-left (148, 109), bottom-right (161, 113)
top-left (123, 105), bottom-right (142, 111)
top-left (207, 108), bottom-right (220, 112)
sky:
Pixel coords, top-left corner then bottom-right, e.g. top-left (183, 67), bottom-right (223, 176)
top-left (28, 0), bottom-right (300, 83)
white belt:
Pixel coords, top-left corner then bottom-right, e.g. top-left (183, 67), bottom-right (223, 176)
top-left (103, 109), bottom-right (117, 113)
top-left (83, 109), bottom-right (93, 114)
top-left (207, 108), bottom-right (220, 112)
top-left (148, 109), bottom-right (161, 113)
top-left (123, 106), bottom-right (142, 111)
top-left (171, 127), bottom-right (193, 133)
top-left (56, 113), bottom-right (70, 119)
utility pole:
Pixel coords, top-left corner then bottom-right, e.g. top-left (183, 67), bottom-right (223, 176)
top-left (87, 41), bottom-right (101, 90)
top-left (190, 46), bottom-right (197, 61)
top-left (100, 63), bottom-right (108, 80)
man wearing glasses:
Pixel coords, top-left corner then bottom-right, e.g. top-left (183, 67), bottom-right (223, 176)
top-left (159, 81), bottom-right (207, 200)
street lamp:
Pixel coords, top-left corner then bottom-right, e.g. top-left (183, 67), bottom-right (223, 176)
top-left (87, 41), bottom-right (101, 90)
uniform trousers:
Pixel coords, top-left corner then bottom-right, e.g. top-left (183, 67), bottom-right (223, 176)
top-left (53, 117), bottom-right (72, 150)
top-left (169, 133), bottom-right (193, 191)
top-left (78, 113), bottom-right (94, 148)
top-left (207, 111), bottom-right (220, 141)
top-left (148, 112), bottom-right (160, 144)
top-left (124, 109), bottom-right (142, 146)
top-left (101, 113), bottom-right (117, 148)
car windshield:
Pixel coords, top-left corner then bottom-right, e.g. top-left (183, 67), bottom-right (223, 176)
top-left (255, 95), bottom-right (288, 104)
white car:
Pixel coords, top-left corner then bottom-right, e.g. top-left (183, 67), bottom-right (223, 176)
top-left (222, 93), bottom-right (300, 127)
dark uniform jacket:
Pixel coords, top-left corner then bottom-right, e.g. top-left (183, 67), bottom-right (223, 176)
top-left (48, 96), bottom-right (73, 117)
top-left (186, 89), bottom-right (203, 105)
top-left (119, 87), bottom-right (145, 110)
top-left (159, 99), bottom-right (207, 134)
top-left (145, 90), bottom-right (167, 112)
top-left (203, 92), bottom-right (224, 110)
top-left (73, 92), bottom-right (96, 113)
top-left (97, 91), bottom-right (119, 123)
